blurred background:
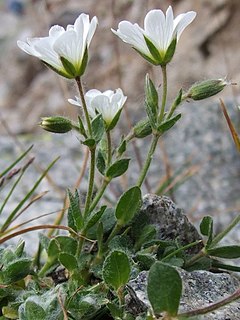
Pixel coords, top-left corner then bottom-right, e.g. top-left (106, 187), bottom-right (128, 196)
top-left (0, 0), bottom-right (239, 251)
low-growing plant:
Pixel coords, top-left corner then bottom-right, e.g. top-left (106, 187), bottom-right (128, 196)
top-left (1, 5), bottom-right (239, 320)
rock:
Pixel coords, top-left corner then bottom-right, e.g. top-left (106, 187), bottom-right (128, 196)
top-left (138, 194), bottom-right (203, 254)
top-left (126, 269), bottom-right (240, 319)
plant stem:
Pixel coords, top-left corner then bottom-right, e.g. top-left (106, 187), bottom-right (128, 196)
top-left (75, 76), bottom-right (92, 136)
top-left (137, 133), bottom-right (160, 187)
top-left (184, 249), bottom-right (206, 268)
top-left (179, 288), bottom-right (240, 317)
top-left (158, 65), bottom-right (167, 123)
top-left (83, 147), bottom-right (96, 218)
top-left (89, 178), bottom-right (109, 212)
top-left (105, 222), bottom-right (121, 246)
top-left (106, 131), bottom-right (112, 166)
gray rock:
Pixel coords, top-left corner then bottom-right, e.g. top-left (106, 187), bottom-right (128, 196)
top-left (139, 194), bottom-right (203, 254)
top-left (126, 269), bottom-right (240, 319)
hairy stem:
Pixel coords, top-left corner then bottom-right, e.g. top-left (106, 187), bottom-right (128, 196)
top-left (75, 76), bottom-right (92, 136)
top-left (158, 65), bottom-right (167, 123)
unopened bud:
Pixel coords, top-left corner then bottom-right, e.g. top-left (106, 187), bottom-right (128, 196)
top-left (40, 116), bottom-right (73, 133)
top-left (187, 79), bottom-right (228, 101)
top-left (134, 118), bottom-right (152, 138)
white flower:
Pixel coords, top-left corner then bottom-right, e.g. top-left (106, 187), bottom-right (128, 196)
top-left (112, 6), bottom-right (196, 65)
top-left (68, 88), bottom-right (127, 130)
top-left (17, 13), bottom-right (98, 78)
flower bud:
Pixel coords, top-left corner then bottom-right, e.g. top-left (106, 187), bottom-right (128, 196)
top-left (133, 118), bottom-right (152, 138)
top-left (40, 116), bottom-right (73, 133)
top-left (187, 79), bottom-right (228, 101)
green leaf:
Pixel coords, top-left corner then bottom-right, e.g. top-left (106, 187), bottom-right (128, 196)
top-left (59, 253), bottom-right (78, 272)
top-left (2, 306), bottom-right (18, 319)
top-left (96, 149), bottom-right (106, 176)
top-left (207, 245), bottom-right (240, 259)
top-left (200, 216), bottom-right (213, 248)
top-left (55, 236), bottom-right (78, 255)
top-left (147, 262), bottom-right (182, 316)
top-left (145, 74), bottom-right (158, 129)
top-left (102, 250), bottom-right (131, 291)
top-left (14, 240), bottom-right (25, 257)
top-left (117, 138), bottom-right (127, 156)
top-left (135, 253), bottom-right (156, 270)
top-left (82, 138), bottom-right (96, 148)
top-left (24, 301), bottom-right (46, 320)
top-left (157, 113), bottom-right (181, 134)
top-left (0, 258), bottom-right (32, 284)
top-left (78, 116), bottom-right (87, 138)
top-left (67, 189), bottom-right (83, 232)
top-left (84, 206), bottom-right (106, 232)
top-left (106, 158), bottom-right (130, 179)
top-left (115, 186), bottom-right (142, 226)
top-left (47, 239), bottom-right (59, 263)
top-left (209, 215), bottom-right (240, 249)
top-left (134, 224), bottom-right (156, 251)
top-left (91, 114), bottom-right (105, 142)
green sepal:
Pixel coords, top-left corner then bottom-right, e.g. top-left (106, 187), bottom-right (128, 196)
top-left (144, 36), bottom-right (163, 64)
top-left (60, 56), bottom-right (78, 78)
top-left (115, 186), bottom-right (142, 226)
top-left (134, 118), bottom-right (152, 138)
top-left (41, 60), bottom-right (73, 79)
top-left (106, 107), bottom-right (123, 131)
top-left (133, 47), bottom-right (160, 66)
top-left (78, 47), bottom-right (88, 77)
top-left (91, 114), bottom-right (105, 142)
top-left (157, 113), bottom-right (181, 133)
top-left (163, 38), bottom-right (177, 64)
top-left (106, 158), bottom-right (130, 179)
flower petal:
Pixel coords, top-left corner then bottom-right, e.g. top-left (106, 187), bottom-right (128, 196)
top-left (53, 29), bottom-right (79, 66)
top-left (173, 11), bottom-right (196, 40)
top-left (33, 37), bottom-right (63, 70)
top-left (144, 9), bottom-right (166, 50)
top-left (112, 21), bottom-right (150, 56)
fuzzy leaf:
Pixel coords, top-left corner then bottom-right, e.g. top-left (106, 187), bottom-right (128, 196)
top-left (147, 262), bottom-right (182, 316)
top-left (115, 186), bottom-right (142, 226)
top-left (200, 215), bottom-right (213, 248)
top-left (157, 113), bottom-right (181, 133)
top-left (106, 158), bottom-right (130, 179)
top-left (67, 189), bottom-right (83, 232)
top-left (207, 245), bottom-right (240, 259)
top-left (103, 250), bottom-right (130, 291)
top-left (96, 149), bottom-right (106, 175)
top-left (91, 114), bottom-right (105, 142)
top-left (59, 253), bottom-right (78, 272)
top-left (0, 258), bottom-right (32, 285)
top-left (84, 206), bottom-right (107, 231)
